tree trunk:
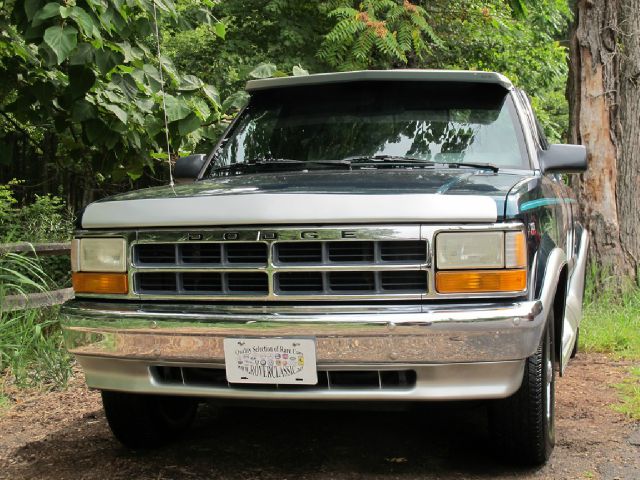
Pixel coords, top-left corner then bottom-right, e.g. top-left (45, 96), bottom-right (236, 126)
top-left (568, 0), bottom-right (640, 282)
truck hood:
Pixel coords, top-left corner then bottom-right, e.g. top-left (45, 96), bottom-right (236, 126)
top-left (81, 169), bottom-right (530, 228)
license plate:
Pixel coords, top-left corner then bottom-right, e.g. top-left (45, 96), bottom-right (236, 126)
top-left (223, 338), bottom-right (318, 385)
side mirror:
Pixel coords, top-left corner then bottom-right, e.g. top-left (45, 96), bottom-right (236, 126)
top-left (539, 144), bottom-right (587, 174)
top-left (174, 154), bottom-right (207, 183)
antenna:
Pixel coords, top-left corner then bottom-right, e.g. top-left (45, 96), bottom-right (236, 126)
top-left (152, 1), bottom-right (175, 187)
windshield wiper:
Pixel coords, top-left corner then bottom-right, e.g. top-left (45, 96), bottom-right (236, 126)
top-left (210, 157), bottom-right (352, 174)
top-left (340, 155), bottom-right (435, 166)
top-left (439, 162), bottom-right (499, 173)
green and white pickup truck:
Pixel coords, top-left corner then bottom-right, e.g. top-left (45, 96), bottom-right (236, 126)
top-left (62, 69), bottom-right (588, 465)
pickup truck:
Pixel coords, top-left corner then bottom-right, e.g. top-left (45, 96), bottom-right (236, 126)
top-left (61, 70), bottom-right (588, 466)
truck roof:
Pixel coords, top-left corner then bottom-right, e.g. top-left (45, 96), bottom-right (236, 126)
top-left (245, 69), bottom-right (513, 92)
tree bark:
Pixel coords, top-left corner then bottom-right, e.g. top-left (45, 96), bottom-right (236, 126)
top-left (568, 0), bottom-right (640, 281)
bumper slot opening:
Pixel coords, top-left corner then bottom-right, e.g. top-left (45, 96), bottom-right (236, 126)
top-left (150, 366), bottom-right (416, 391)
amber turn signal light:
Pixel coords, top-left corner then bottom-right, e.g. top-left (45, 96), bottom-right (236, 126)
top-left (72, 272), bottom-right (128, 294)
top-left (435, 269), bottom-right (526, 294)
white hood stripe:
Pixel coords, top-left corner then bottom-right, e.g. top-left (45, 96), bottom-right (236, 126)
top-left (82, 193), bottom-right (498, 228)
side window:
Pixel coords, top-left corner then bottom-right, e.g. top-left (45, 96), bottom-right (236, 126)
top-left (515, 90), bottom-right (548, 150)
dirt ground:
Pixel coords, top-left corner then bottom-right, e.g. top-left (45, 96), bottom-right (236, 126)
top-left (1, 353), bottom-right (638, 480)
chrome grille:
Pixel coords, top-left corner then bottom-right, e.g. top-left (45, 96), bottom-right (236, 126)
top-left (131, 226), bottom-right (429, 301)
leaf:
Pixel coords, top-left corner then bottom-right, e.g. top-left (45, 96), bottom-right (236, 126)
top-left (32, 2), bottom-right (61, 27)
top-left (190, 97), bottom-right (210, 120)
top-left (69, 42), bottom-right (94, 65)
top-left (104, 103), bottom-right (128, 123)
top-left (249, 62), bottom-right (277, 79)
top-left (68, 6), bottom-right (98, 39)
top-left (68, 66), bottom-right (96, 99)
top-left (214, 21), bottom-right (226, 39)
top-left (164, 94), bottom-right (191, 122)
top-left (94, 48), bottom-right (120, 74)
top-left (135, 98), bottom-right (155, 113)
top-left (179, 74), bottom-right (204, 91)
top-left (159, 55), bottom-right (179, 85)
top-left (71, 99), bottom-right (98, 122)
top-left (117, 41), bottom-right (141, 63)
top-left (25, 0), bottom-right (44, 21)
top-left (202, 84), bottom-right (220, 106)
top-left (178, 113), bottom-right (202, 136)
top-left (222, 90), bottom-right (250, 112)
top-left (126, 164), bottom-right (143, 181)
top-left (292, 65), bottom-right (309, 76)
top-left (142, 63), bottom-right (161, 82)
top-left (43, 26), bottom-right (78, 64)
top-left (110, 73), bottom-right (139, 100)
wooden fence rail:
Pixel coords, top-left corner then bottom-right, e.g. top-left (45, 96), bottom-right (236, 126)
top-left (0, 242), bottom-right (71, 256)
top-left (1, 242), bottom-right (74, 312)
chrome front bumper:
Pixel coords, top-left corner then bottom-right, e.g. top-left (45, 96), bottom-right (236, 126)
top-left (61, 297), bottom-right (547, 401)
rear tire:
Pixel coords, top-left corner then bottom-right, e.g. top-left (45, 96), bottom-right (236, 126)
top-left (489, 309), bottom-right (556, 466)
top-left (101, 391), bottom-right (198, 449)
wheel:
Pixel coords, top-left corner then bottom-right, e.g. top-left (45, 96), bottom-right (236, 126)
top-left (570, 328), bottom-right (579, 358)
top-left (101, 391), bottom-right (198, 449)
top-left (489, 309), bottom-right (556, 466)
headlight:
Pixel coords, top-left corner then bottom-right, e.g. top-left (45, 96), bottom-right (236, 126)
top-left (72, 238), bottom-right (127, 272)
top-left (436, 232), bottom-right (504, 269)
top-left (71, 238), bottom-right (128, 295)
top-left (435, 229), bottom-right (527, 294)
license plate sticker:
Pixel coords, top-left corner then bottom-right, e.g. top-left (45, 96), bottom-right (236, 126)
top-left (223, 338), bottom-right (318, 385)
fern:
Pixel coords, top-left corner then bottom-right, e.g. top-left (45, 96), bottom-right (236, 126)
top-left (318, 0), bottom-right (440, 69)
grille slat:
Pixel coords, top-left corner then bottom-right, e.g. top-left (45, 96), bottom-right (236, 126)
top-left (329, 271), bottom-right (376, 292)
top-left (380, 241), bottom-right (427, 262)
top-left (380, 271), bottom-right (427, 292)
top-left (225, 243), bottom-right (268, 264)
top-left (328, 241), bottom-right (375, 262)
top-left (136, 244), bottom-right (176, 264)
top-left (276, 242), bottom-right (323, 263)
top-left (136, 272), bottom-right (268, 295)
top-left (181, 244), bottom-right (222, 264)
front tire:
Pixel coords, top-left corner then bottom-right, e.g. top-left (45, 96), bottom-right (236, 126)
top-left (489, 310), bottom-right (556, 466)
top-left (101, 391), bottom-right (198, 449)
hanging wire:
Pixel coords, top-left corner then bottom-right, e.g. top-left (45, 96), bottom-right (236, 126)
top-left (152, 0), bottom-right (175, 187)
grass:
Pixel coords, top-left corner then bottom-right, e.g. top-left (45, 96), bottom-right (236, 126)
top-left (1, 252), bottom-right (72, 413)
top-left (0, 307), bottom-right (72, 389)
top-left (580, 270), bottom-right (640, 359)
top-left (613, 367), bottom-right (640, 421)
top-left (579, 266), bottom-right (640, 420)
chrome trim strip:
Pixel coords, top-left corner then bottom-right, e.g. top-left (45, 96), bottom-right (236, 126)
top-left (76, 356), bottom-right (525, 401)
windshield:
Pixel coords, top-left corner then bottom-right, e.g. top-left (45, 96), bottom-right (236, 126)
top-left (208, 81), bottom-right (529, 174)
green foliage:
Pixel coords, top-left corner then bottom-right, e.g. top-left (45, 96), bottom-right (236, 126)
top-left (613, 367), bottom-right (640, 420)
top-left (318, 0), bottom-right (439, 70)
top-left (581, 264), bottom-right (640, 359)
top-left (1, 0), bottom-right (226, 186)
top-left (0, 181), bottom-right (73, 287)
top-left (0, 307), bottom-right (71, 390)
top-left (0, 181), bottom-right (73, 243)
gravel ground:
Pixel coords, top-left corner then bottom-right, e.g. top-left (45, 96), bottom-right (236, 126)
top-left (1, 353), bottom-right (638, 480)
